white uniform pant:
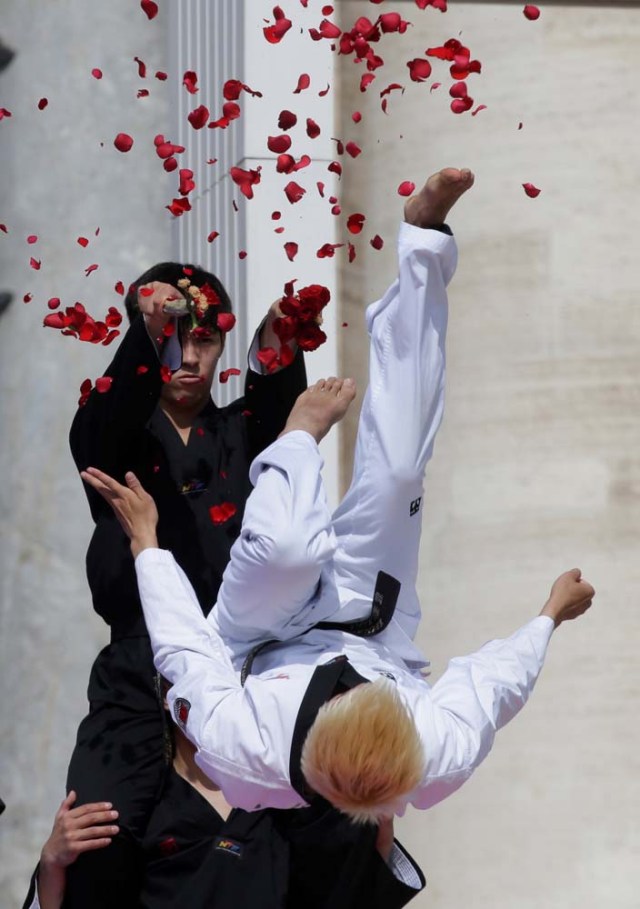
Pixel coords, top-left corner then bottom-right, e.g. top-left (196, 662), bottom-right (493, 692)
top-left (212, 225), bottom-right (458, 661)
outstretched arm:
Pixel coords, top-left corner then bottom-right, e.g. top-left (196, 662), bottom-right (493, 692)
top-left (410, 570), bottom-right (594, 810)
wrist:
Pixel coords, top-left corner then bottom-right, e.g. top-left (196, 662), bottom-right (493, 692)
top-left (131, 531), bottom-right (158, 559)
top-left (540, 600), bottom-right (560, 626)
top-left (40, 850), bottom-right (66, 875)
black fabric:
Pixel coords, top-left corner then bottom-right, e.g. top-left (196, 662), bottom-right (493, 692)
top-left (62, 316), bottom-right (306, 908)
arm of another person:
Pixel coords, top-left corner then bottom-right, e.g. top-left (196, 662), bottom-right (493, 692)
top-left (21, 793), bottom-right (118, 909)
top-left (410, 570), bottom-right (595, 811)
top-left (244, 302), bottom-right (307, 459)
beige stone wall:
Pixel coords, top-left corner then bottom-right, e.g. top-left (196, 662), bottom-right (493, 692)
top-left (337, 3), bottom-right (640, 907)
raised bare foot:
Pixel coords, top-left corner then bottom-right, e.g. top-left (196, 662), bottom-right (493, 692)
top-left (281, 377), bottom-right (357, 444)
top-left (404, 167), bottom-right (474, 229)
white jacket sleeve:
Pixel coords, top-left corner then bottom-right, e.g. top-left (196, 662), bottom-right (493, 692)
top-left (135, 548), bottom-right (300, 810)
top-left (410, 616), bottom-right (555, 810)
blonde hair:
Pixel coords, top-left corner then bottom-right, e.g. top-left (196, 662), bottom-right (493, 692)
top-left (300, 678), bottom-right (425, 823)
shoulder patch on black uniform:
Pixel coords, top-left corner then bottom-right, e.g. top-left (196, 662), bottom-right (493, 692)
top-left (174, 697), bottom-right (191, 730)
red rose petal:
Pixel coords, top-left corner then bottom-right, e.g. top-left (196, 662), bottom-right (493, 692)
top-left (141, 0), bottom-right (158, 20)
top-left (522, 182), bottom-right (541, 198)
top-left (209, 502), bottom-right (237, 524)
top-left (284, 181), bottom-right (306, 204)
top-left (293, 73), bottom-right (311, 94)
top-left (77, 237), bottom-right (89, 248)
top-left (352, 111), bottom-right (362, 123)
top-left (317, 182), bottom-right (325, 198)
top-left (347, 213), bottom-right (365, 235)
top-left (268, 134), bottom-right (292, 154)
top-left (27, 235), bottom-right (38, 244)
top-left (317, 242), bottom-right (343, 258)
top-left (257, 347), bottom-right (279, 371)
top-left (239, 250), bottom-right (247, 260)
top-left (0, 108), bottom-right (12, 120)
top-left (407, 59), bottom-right (432, 83)
top-left (114, 281), bottom-right (125, 295)
top-left (348, 243), bottom-right (356, 263)
top-left (47, 297), bottom-right (61, 309)
top-left (328, 161), bottom-right (342, 178)
top-left (183, 70), bottom-right (198, 94)
top-left (163, 156), bottom-right (178, 172)
top-left (449, 81), bottom-right (468, 99)
top-left (345, 141), bottom-right (361, 158)
top-left (85, 264), bottom-right (99, 276)
top-left (136, 365), bottom-right (149, 375)
top-left (134, 56), bottom-right (147, 78)
top-left (166, 197), bottom-right (192, 216)
top-left (207, 230), bottom-right (220, 243)
top-left (38, 98), bottom-right (48, 111)
top-left (188, 105), bottom-right (209, 129)
top-left (92, 68), bottom-right (103, 79)
top-left (397, 181), bottom-right (415, 197)
top-left (30, 257), bottom-right (41, 270)
top-left (284, 241), bottom-right (299, 261)
top-left (471, 104), bottom-right (487, 116)
top-left (230, 165), bottom-right (262, 200)
top-left (318, 84), bottom-right (331, 97)
top-left (114, 133), bottom-right (134, 152)
top-left (179, 168), bottom-right (196, 195)
top-left (219, 368), bottom-right (242, 384)
top-left (264, 6), bottom-right (293, 44)
top-left (523, 5), bottom-right (540, 21)
top-left (155, 70), bottom-right (168, 80)
top-left (278, 109), bottom-right (297, 130)
top-left (95, 376), bottom-right (113, 394)
top-left (160, 365), bottom-right (172, 383)
top-left (360, 73), bottom-right (376, 92)
top-left (217, 312), bottom-right (237, 332)
top-left (370, 234), bottom-right (384, 250)
top-left (23, 293), bottom-right (32, 303)
top-left (137, 89), bottom-right (150, 99)
top-left (306, 117), bottom-right (321, 139)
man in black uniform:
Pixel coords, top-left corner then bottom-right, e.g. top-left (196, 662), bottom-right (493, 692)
top-left (62, 262), bottom-right (307, 908)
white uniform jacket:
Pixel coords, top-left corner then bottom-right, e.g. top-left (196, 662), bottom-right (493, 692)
top-left (137, 547), bottom-right (555, 814)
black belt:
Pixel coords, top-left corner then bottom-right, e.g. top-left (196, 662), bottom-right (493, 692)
top-left (240, 571), bottom-right (400, 686)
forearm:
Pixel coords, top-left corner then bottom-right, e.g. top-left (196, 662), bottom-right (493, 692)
top-left (32, 862), bottom-right (65, 909)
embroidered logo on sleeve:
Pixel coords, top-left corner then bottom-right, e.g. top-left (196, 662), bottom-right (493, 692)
top-left (409, 497), bottom-right (422, 517)
top-left (215, 836), bottom-right (244, 858)
top-left (174, 698), bottom-right (191, 730)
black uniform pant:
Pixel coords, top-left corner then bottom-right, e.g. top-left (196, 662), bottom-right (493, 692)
top-left (63, 636), bottom-right (166, 909)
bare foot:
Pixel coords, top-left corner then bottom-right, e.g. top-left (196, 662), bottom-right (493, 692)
top-left (281, 377), bottom-right (357, 444)
top-left (404, 167), bottom-right (474, 228)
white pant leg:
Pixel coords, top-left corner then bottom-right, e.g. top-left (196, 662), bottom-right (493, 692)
top-left (212, 430), bottom-right (340, 648)
top-left (330, 224), bottom-right (457, 642)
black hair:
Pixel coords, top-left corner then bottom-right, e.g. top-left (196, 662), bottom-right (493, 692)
top-left (124, 261), bottom-right (233, 326)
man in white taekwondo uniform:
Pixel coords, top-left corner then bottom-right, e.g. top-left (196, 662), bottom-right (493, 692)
top-left (84, 168), bottom-right (595, 826)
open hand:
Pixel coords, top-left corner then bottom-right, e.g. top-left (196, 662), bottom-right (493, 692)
top-left (81, 468), bottom-right (158, 557)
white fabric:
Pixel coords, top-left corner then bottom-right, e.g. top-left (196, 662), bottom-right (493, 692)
top-left (136, 223), bottom-right (556, 815)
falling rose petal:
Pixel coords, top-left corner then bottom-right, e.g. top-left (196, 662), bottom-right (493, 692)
top-left (293, 73), bottom-right (311, 93)
top-left (328, 161), bottom-right (342, 178)
top-left (219, 368), bottom-right (242, 384)
top-left (430, 82), bottom-right (442, 92)
top-left (272, 211), bottom-right (282, 220)
top-left (95, 376), bottom-right (113, 394)
top-left (85, 264), bottom-right (99, 276)
top-left (160, 365), bottom-right (172, 383)
top-left (407, 59), bottom-right (432, 83)
top-left (166, 197), bottom-right (192, 216)
top-left (309, 19), bottom-right (342, 41)
top-left (522, 182), bottom-right (541, 198)
top-left (183, 70), bottom-right (198, 93)
top-left (284, 242), bottom-right (299, 261)
top-left (0, 224), bottom-right (7, 233)
top-left (137, 89), bottom-right (150, 99)
top-left (188, 105), bottom-right (209, 129)
top-left (268, 134), bottom-right (292, 154)
top-left (345, 141), bottom-right (361, 158)
top-left (278, 109), bottom-right (297, 130)
top-left (217, 312), bottom-right (237, 332)
top-left (179, 168), bottom-right (196, 195)
top-left (30, 257), bottom-right (41, 270)
top-left (471, 104), bottom-right (487, 116)
top-left (450, 60), bottom-right (481, 81)
top-left (292, 154), bottom-right (311, 172)
top-left (449, 81), bottom-right (468, 99)
top-left (222, 101), bottom-right (241, 121)
top-left (141, 0), bottom-right (158, 20)
top-left (347, 213), bottom-right (365, 235)
top-left (360, 73), bottom-right (376, 92)
top-left (27, 235), bottom-right (38, 244)
top-left (239, 250), bottom-right (247, 260)
top-left (318, 84), bottom-right (331, 97)
top-left (155, 70), bottom-right (168, 80)
top-left (134, 56), bottom-right (147, 78)
top-left (114, 281), bottom-right (125, 295)
top-left (136, 365), bottom-right (149, 375)
top-left (38, 98), bottom-right (49, 111)
top-left (77, 237), bottom-right (89, 247)
top-left (206, 158), bottom-right (218, 165)
top-left (263, 6), bottom-right (293, 44)
top-left (518, 122), bottom-right (524, 130)
top-left (317, 242), bottom-right (344, 258)
top-left (331, 205), bottom-right (341, 216)
top-left (397, 181), bottom-right (415, 197)
top-left (209, 502), bottom-right (237, 524)
top-left (163, 156), bottom-right (178, 172)
top-left (47, 297), bottom-right (61, 309)
top-left (105, 307), bottom-right (122, 327)
top-left (379, 12), bottom-right (408, 33)
top-left (207, 230), bottom-right (220, 243)
top-left (92, 68), bottom-right (103, 79)
top-left (333, 138), bottom-right (345, 155)
top-left (370, 235), bottom-right (384, 250)
top-left (305, 117), bottom-right (321, 139)
top-left (352, 111), bottom-right (362, 123)
top-left (0, 108), bottom-right (12, 119)
top-left (451, 97), bottom-right (473, 114)
top-left (23, 293), bottom-right (32, 303)
top-left (114, 133), bottom-right (134, 152)
top-left (523, 5), bottom-right (540, 21)
top-left (284, 181), bottom-right (306, 204)
top-left (230, 165), bottom-right (262, 199)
